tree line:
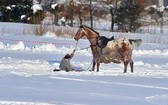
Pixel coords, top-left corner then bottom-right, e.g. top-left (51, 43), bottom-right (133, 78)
top-left (0, 0), bottom-right (165, 33)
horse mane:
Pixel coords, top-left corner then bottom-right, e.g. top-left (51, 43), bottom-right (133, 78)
top-left (80, 25), bottom-right (99, 35)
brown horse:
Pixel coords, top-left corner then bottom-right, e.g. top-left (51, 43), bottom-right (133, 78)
top-left (74, 25), bottom-right (142, 73)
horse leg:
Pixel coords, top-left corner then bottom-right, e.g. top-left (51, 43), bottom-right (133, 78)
top-left (124, 61), bottom-right (128, 73)
top-left (92, 60), bottom-right (96, 71)
top-left (97, 62), bottom-right (100, 72)
top-left (130, 60), bottom-right (134, 73)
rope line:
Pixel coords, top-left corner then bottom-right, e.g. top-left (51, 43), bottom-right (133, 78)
top-left (0, 38), bottom-right (87, 46)
top-left (1, 37), bottom-right (93, 71)
top-left (74, 40), bottom-right (92, 71)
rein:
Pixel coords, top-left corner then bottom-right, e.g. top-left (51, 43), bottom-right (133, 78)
top-left (90, 36), bottom-right (100, 47)
top-left (74, 40), bottom-right (92, 71)
top-left (82, 27), bottom-right (100, 46)
top-left (75, 40), bottom-right (79, 49)
top-left (84, 27), bottom-right (100, 47)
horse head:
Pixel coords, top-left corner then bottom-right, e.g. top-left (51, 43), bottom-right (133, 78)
top-left (74, 25), bottom-right (99, 41)
top-left (74, 25), bottom-right (86, 41)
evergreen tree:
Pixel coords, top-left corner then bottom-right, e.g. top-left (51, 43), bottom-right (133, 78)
top-left (115, 5), bottom-right (126, 32)
top-left (0, 0), bottom-right (32, 23)
top-left (115, 0), bottom-right (141, 32)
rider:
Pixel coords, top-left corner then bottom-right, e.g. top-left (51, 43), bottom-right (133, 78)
top-left (59, 49), bottom-right (76, 72)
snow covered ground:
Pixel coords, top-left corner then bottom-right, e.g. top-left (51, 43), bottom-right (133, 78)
top-left (0, 24), bottom-right (168, 105)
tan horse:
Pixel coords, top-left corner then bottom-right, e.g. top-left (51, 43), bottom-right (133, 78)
top-left (74, 25), bottom-right (142, 73)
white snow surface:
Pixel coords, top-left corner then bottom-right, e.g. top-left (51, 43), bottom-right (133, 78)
top-left (6, 6), bottom-right (12, 10)
top-left (32, 4), bottom-right (43, 13)
top-left (51, 3), bottom-right (58, 9)
top-left (0, 23), bottom-right (168, 105)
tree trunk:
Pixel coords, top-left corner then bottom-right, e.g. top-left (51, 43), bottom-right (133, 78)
top-left (110, 0), bottom-right (118, 32)
top-left (89, 0), bottom-right (93, 28)
top-left (160, 17), bottom-right (163, 33)
top-left (110, 9), bottom-right (114, 32)
top-left (70, 0), bottom-right (74, 27)
top-left (78, 10), bottom-right (83, 26)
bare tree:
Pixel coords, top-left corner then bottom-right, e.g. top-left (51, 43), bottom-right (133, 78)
top-left (89, 0), bottom-right (93, 28)
top-left (147, 6), bottom-right (166, 33)
top-left (110, 0), bottom-right (118, 32)
top-left (70, 0), bottom-right (74, 27)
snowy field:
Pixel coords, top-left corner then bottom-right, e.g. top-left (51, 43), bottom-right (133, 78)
top-left (0, 24), bottom-right (168, 105)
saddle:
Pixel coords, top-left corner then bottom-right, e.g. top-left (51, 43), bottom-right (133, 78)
top-left (97, 36), bottom-right (114, 49)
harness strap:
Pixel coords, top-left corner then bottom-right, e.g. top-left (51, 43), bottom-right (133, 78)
top-left (72, 40), bottom-right (79, 54)
top-left (90, 44), bottom-right (97, 47)
top-left (75, 40), bottom-right (79, 49)
top-left (90, 36), bottom-right (100, 47)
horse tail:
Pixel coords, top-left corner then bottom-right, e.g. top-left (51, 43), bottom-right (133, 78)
top-left (129, 39), bottom-right (142, 49)
top-left (108, 36), bottom-right (114, 41)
